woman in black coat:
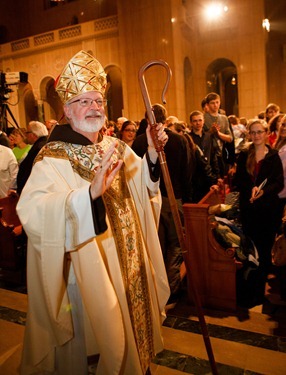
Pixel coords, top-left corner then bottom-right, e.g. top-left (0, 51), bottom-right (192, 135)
top-left (234, 119), bottom-right (284, 305)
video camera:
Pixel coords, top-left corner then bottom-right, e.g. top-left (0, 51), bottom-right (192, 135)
top-left (0, 71), bottom-right (28, 102)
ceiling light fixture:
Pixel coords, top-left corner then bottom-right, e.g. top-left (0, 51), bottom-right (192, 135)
top-left (204, 3), bottom-right (228, 20)
top-left (262, 18), bottom-right (270, 32)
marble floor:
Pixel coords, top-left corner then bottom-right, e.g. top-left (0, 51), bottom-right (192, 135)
top-left (1, 276), bottom-right (286, 375)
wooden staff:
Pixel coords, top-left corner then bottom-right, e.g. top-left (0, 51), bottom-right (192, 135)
top-left (138, 60), bottom-right (218, 375)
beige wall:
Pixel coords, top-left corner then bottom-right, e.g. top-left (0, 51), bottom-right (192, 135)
top-left (179, 0), bottom-right (268, 119)
top-left (266, 0), bottom-right (286, 112)
top-left (117, 0), bottom-right (176, 121)
top-left (0, 0), bottom-right (117, 43)
top-left (0, 17), bottom-right (121, 126)
top-left (115, 0), bottom-right (276, 121)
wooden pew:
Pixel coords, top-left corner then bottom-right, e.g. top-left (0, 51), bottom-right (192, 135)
top-left (0, 195), bottom-right (27, 284)
top-left (183, 189), bottom-right (242, 311)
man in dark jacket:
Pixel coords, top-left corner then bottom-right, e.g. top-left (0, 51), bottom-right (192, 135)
top-left (132, 104), bottom-right (193, 307)
top-left (17, 121), bottom-right (48, 194)
top-left (189, 110), bottom-right (220, 178)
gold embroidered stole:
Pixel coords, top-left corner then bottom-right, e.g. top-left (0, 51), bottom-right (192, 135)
top-left (103, 168), bottom-right (154, 373)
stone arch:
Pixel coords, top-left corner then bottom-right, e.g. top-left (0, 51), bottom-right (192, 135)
top-left (39, 76), bottom-right (63, 123)
top-left (105, 64), bottom-right (124, 121)
top-left (18, 82), bottom-right (38, 127)
top-left (206, 58), bottom-right (238, 116)
top-left (86, 50), bottom-right (124, 120)
top-left (38, 62), bottom-right (124, 124)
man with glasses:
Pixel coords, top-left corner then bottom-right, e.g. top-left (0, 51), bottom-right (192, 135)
top-left (17, 50), bottom-right (169, 375)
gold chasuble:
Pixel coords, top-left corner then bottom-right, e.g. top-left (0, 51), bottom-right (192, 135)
top-left (18, 47), bottom-right (170, 374)
top-left (103, 168), bottom-right (154, 372)
top-left (18, 129), bottom-right (170, 375)
top-left (37, 136), bottom-right (154, 373)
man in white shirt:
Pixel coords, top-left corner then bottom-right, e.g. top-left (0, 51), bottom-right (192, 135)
top-left (0, 144), bottom-right (18, 198)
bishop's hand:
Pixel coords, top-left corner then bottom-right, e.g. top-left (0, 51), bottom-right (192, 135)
top-left (146, 123), bottom-right (168, 163)
top-left (90, 141), bottom-right (123, 200)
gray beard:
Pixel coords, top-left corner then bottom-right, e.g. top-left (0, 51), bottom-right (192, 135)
top-left (75, 116), bottom-right (105, 133)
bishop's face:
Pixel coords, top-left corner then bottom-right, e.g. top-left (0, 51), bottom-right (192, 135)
top-left (64, 91), bottom-right (106, 134)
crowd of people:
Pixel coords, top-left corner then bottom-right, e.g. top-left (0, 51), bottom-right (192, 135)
top-left (99, 94), bottom-right (286, 309)
top-left (0, 49), bottom-right (286, 374)
top-left (0, 120), bottom-right (52, 198)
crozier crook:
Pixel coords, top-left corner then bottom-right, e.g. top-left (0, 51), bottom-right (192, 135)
top-left (138, 60), bottom-right (218, 375)
top-left (138, 60), bottom-right (171, 153)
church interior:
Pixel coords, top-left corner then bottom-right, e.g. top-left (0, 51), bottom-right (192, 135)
top-left (1, 1), bottom-right (286, 374)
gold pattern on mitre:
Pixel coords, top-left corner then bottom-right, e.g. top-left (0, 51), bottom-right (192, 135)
top-left (55, 50), bottom-right (107, 103)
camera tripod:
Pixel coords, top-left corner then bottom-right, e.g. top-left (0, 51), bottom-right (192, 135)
top-left (0, 100), bottom-right (20, 133)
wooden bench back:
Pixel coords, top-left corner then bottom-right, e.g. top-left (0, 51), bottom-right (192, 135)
top-left (0, 195), bottom-right (26, 283)
top-left (198, 188), bottom-right (222, 205)
top-left (183, 188), bottom-right (238, 311)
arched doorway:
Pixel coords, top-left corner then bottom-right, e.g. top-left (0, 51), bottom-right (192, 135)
top-left (23, 86), bottom-right (38, 125)
top-left (39, 64), bottom-right (125, 124)
top-left (206, 58), bottom-right (238, 116)
top-left (105, 65), bottom-right (124, 121)
top-left (40, 77), bottom-right (63, 123)
top-left (18, 83), bottom-right (38, 127)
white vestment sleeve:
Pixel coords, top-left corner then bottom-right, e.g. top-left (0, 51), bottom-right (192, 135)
top-left (65, 185), bottom-right (97, 251)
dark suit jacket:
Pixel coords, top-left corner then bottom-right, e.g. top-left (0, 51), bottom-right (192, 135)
top-left (132, 128), bottom-right (193, 203)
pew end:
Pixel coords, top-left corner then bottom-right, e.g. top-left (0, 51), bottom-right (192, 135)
top-left (0, 195), bottom-right (27, 285)
top-left (183, 189), bottom-right (242, 311)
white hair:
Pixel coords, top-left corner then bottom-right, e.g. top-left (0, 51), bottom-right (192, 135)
top-left (117, 117), bottom-right (128, 124)
top-left (29, 121), bottom-right (48, 137)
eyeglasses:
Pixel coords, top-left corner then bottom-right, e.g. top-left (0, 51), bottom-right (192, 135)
top-left (123, 129), bottom-right (136, 133)
top-left (249, 130), bottom-right (266, 136)
top-left (69, 98), bottom-right (107, 108)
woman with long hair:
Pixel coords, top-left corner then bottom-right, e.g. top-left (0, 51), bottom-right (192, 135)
top-left (234, 119), bottom-right (284, 306)
top-left (119, 120), bottom-right (137, 147)
top-left (268, 113), bottom-right (284, 148)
